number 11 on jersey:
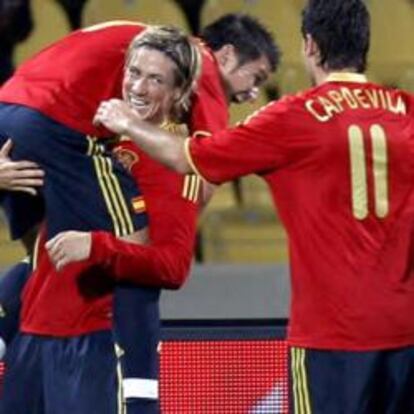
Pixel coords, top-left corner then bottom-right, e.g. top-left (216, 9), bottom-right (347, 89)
top-left (348, 124), bottom-right (389, 220)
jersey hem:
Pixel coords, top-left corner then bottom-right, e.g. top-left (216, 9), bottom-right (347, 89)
top-left (287, 336), bottom-right (414, 351)
top-left (21, 321), bottom-right (112, 337)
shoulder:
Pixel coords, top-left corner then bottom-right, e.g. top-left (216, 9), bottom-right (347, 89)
top-left (194, 40), bottom-right (221, 87)
top-left (241, 93), bottom-right (304, 125)
top-left (399, 89), bottom-right (414, 112)
top-left (80, 21), bottom-right (146, 36)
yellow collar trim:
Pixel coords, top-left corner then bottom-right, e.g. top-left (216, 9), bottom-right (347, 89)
top-left (325, 72), bottom-right (367, 83)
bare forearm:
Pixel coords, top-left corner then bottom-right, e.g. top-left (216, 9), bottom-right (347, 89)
top-left (94, 99), bottom-right (193, 174)
top-left (124, 119), bottom-right (191, 174)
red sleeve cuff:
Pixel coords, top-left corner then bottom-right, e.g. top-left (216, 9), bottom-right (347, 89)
top-left (90, 231), bottom-right (114, 269)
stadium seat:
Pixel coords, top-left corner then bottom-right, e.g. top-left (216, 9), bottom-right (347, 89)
top-left (201, 206), bottom-right (287, 263)
top-left (0, 216), bottom-right (25, 268)
top-left (14, 0), bottom-right (71, 65)
top-left (205, 182), bottom-right (239, 211)
top-left (237, 175), bottom-right (274, 209)
top-left (400, 68), bottom-right (414, 93)
top-left (201, 175), bottom-right (287, 264)
top-left (83, 0), bottom-right (189, 31)
top-left (369, 0), bottom-right (414, 86)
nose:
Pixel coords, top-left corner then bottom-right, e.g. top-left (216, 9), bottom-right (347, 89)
top-left (131, 77), bottom-right (148, 95)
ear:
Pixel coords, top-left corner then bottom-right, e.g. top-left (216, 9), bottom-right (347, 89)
top-left (173, 88), bottom-right (182, 102)
top-left (214, 44), bottom-right (238, 71)
top-left (303, 34), bottom-right (319, 60)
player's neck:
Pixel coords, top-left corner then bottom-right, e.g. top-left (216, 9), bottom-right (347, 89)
top-left (315, 66), bottom-right (361, 86)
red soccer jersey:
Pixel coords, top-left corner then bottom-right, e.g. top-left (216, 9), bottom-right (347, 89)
top-left (186, 72), bottom-right (414, 350)
top-left (21, 135), bottom-right (200, 336)
top-left (21, 231), bottom-right (114, 336)
top-left (0, 22), bottom-right (145, 137)
top-left (0, 23), bottom-right (228, 138)
top-left (189, 39), bottom-right (228, 134)
top-left (10, 24), bottom-right (227, 336)
top-left (89, 136), bottom-right (201, 289)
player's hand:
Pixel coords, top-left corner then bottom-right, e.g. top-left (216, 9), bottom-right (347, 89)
top-left (93, 99), bottom-right (137, 135)
top-left (46, 231), bottom-right (92, 271)
top-left (0, 139), bottom-right (44, 195)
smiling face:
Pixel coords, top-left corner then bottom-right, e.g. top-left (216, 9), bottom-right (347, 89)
top-left (122, 47), bottom-right (181, 125)
top-left (216, 45), bottom-right (271, 104)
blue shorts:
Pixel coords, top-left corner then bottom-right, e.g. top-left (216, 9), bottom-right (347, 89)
top-left (113, 284), bottom-right (161, 414)
top-left (0, 260), bottom-right (30, 346)
top-left (0, 331), bottom-right (121, 414)
top-left (0, 278), bottom-right (160, 413)
top-left (289, 346), bottom-right (414, 414)
top-left (0, 103), bottom-right (147, 240)
top-left (0, 270), bottom-right (161, 413)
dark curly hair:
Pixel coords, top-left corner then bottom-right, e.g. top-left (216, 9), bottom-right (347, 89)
top-left (201, 13), bottom-right (280, 73)
top-left (301, 0), bottom-right (370, 72)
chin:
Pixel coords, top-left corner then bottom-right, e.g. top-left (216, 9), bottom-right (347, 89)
top-left (133, 107), bottom-right (152, 121)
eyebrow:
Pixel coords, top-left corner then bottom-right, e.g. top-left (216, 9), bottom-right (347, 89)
top-left (129, 65), bottom-right (166, 78)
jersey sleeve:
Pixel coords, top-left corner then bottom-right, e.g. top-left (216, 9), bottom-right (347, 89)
top-left (403, 91), bottom-right (414, 118)
top-left (189, 46), bottom-right (229, 135)
top-left (89, 143), bottom-right (199, 289)
top-left (186, 98), bottom-right (298, 184)
top-left (90, 229), bottom-right (195, 289)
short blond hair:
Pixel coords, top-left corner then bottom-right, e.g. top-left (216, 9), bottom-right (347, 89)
top-left (126, 26), bottom-right (201, 123)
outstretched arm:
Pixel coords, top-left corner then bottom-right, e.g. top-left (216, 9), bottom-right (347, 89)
top-left (46, 229), bottom-right (193, 290)
top-left (94, 99), bottom-right (192, 175)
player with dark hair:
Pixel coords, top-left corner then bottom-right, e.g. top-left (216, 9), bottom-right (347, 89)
top-left (201, 13), bottom-right (278, 103)
top-left (0, 15), bottom-right (279, 414)
top-left (93, 1), bottom-right (414, 412)
top-left (301, 0), bottom-right (369, 73)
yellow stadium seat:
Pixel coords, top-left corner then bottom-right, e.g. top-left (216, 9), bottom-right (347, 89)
top-left (203, 182), bottom-right (239, 212)
top-left (0, 216), bottom-right (25, 268)
top-left (238, 175), bottom-right (274, 210)
top-left (400, 69), bottom-right (414, 93)
top-left (369, 0), bottom-right (414, 85)
top-left (201, 176), bottom-right (287, 264)
top-left (14, 0), bottom-right (71, 65)
top-left (83, 0), bottom-right (189, 31)
top-left (201, 206), bottom-right (288, 263)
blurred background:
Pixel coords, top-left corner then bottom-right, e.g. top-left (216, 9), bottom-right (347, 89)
top-left (0, 0), bottom-right (413, 319)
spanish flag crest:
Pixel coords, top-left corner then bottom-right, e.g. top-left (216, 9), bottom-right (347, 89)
top-left (131, 196), bottom-right (146, 214)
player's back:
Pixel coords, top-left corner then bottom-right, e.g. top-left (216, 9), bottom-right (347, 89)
top-left (266, 73), bottom-right (414, 350)
top-left (0, 21), bottom-right (146, 136)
